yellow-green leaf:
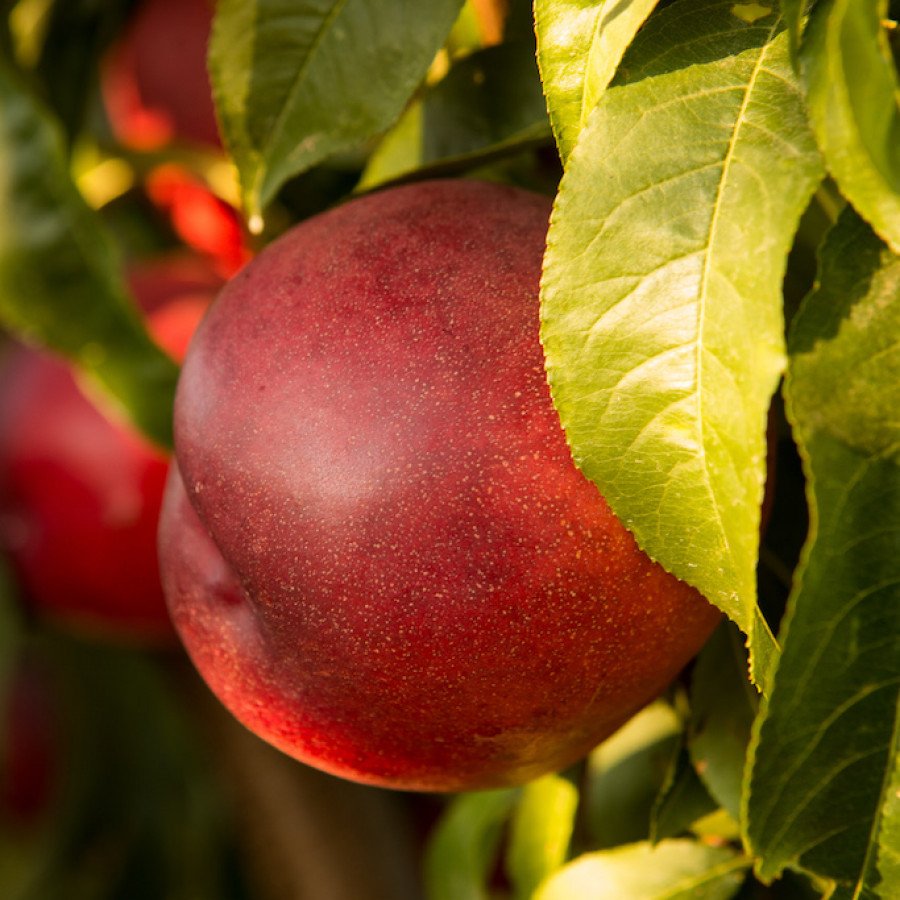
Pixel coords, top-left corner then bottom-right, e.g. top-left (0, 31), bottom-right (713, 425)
top-left (535, 0), bottom-right (659, 162)
top-left (540, 0), bottom-right (824, 690)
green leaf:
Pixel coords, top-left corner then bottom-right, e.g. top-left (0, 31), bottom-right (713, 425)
top-left (651, 742), bottom-right (720, 843)
top-left (745, 209), bottom-right (900, 897)
top-left (534, 0), bottom-right (659, 163)
top-left (506, 774), bottom-right (578, 900)
top-left (424, 789), bottom-right (519, 900)
top-left (689, 622), bottom-right (758, 821)
top-left (533, 839), bottom-right (748, 900)
top-left (0, 60), bottom-right (178, 448)
top-left (358, 39), bottom-right (550, 191)
top-left (864, 720), bottom-right (900, 896)
top-left (801, 0), bottom-right (900, 253)
top-left (585, 700), bottom-right (682, 848)
top-left (209, 0), bottom-right (463, 225)
top-left (787, 203), bottom-right (900, 465)
top-left (778, 0), bottom-right (807, 61)
top-left (540, 0), bottom-right (825, 691)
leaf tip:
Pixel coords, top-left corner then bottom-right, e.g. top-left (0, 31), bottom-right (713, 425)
top-left (248, 212), bottom-right (265, 236)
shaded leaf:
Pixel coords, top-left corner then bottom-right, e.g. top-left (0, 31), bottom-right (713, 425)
top-left (745, 209), bottom-right (900, 898)
top-left (209, 0), bottom-right (463, 225)
top-left (801, 0), bottom-right (900, 252)
top-left (779, 0), bottom-right (807, 61)
top-left (534, 0), bottom-right (659, 162)
top-left (585, 700), bottom-right (682, 848)
top-left (787, 199), bottom-right (900, 462)
top-left (358, 39), bottom-right (550, 191)
top-left (540, 0), bottom-right (825, 690)
top-left (507, 774), bottom-right (578, 900)
top-left (534, 839), bottom-right (748, 900)
top-left (651, 742), bottom-right (719, 843)
top-left (0, 60), bottom-right (178, 448)
top-left (689, 621), bottom-right (758, 821)
top-left (424, 789), bottom-right (519, 900)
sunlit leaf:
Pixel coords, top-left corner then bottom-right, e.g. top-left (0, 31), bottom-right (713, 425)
top-left (0, 60), bottom-right (178, 448)
top-left (801, 0), bottom-right (900, 252)
top-left (745, 209), bottom-right (900, 897)
top-left (507, 774), bottom-right (578, 900)
top-left (209, 0), bottom-right (463, 225)
top-left (534, 0), bottom-right (659, 162)
top-left (534, 839), bottom-right (748, 900)
top-left (865, 726), bottom-right (900, 895)
top-left (540, 0), bottom-right (825, 690)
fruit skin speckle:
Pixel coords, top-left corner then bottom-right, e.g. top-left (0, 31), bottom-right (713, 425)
top-left (161, 179), bottom-right (721, 791)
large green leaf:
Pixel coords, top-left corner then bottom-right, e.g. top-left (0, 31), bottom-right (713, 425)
top-left (506, 774), bottom-right (578, 900)
top-left (801, 0), bottom-right (900, 252)
top-left (540, 0), bottom-right (825, 690)
top-left (534, 0), bottom-right (659, 162)
top-left (0, 60), bottom-right (178, 448)
top-left (358, 39), bottom-right (550, 191)
top-left (533, 839), bottom-right (748, 900)
top-left (424, 789), bottom-right (519, 900)
top-left (745, 209), bottom-right (900, 897)
top-left (209, 0), bottom-right (463, 226)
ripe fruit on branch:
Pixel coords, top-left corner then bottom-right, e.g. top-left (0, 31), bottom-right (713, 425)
top-left (160, 180), bottom-right (721, 791)
top-left (0, 259), bottom-right (217, 641)
top-left (102, 0), bottom-right (219, 150)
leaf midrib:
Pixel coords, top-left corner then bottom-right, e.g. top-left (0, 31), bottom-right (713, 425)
top-left (693, 16), bottom-right (783, 605)
top-left (253, 0), bottom-right (352, 194)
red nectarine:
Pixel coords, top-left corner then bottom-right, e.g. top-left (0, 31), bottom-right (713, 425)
top-left (161, 180), bottom-right (720, 790)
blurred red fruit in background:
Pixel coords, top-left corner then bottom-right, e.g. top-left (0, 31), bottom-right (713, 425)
top-left (146, 165), bottom-right (250, 277)
top-left (0, 258), bottom-right (219, 642)
top-left (102, 0), bottom-right (219, 150)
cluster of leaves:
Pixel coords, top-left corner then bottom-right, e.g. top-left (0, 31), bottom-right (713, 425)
top-left (0, 0), bottom-right (897, 898)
